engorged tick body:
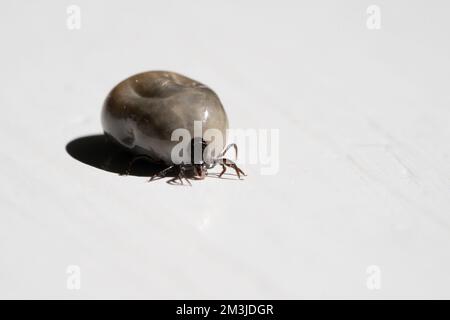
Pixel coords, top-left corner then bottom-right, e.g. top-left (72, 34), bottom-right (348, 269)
top-left (101, 71), bottom-right (245, 184)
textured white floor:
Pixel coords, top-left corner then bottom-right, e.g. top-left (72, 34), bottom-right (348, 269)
top-left (1, 0), bottom-right (450, 299)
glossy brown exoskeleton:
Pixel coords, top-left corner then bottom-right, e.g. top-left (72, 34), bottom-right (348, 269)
top-left (101, 71), bottom-right (245, 184)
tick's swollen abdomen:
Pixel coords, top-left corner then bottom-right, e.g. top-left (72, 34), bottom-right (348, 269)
top-left (101, 71), bottom-right (229, 164)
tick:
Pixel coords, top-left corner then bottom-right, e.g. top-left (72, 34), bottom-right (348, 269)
top-left (101, 71), bottom-right (245, 184)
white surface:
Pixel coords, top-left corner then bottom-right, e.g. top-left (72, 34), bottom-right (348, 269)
top-left (1, 0), bottom-right (450, 299)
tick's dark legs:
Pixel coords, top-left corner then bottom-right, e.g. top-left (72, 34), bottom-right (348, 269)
top-left (214, 143), bottom-right (245, 179)
top-left (149, 164), bottom-right (192, 186)
top-left (167, 165), bottom-right (192, 186)
top-left (217, 158), bottom-right (246, 179)
top-left (149, 165), bottom-right (175, 181)
top-left (124, 142), bottom-right (246, 184)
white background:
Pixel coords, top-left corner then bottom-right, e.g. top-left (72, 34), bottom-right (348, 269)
top-left (1, 0), bottom-right (450, 299)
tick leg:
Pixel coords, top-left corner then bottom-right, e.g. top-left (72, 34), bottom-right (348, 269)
top-left (218, 164), bottom-right (227, 178)
top-left (149, 165), bottom-right (174, 182)
top-left (180, 166), bottom-right (192, 186)
top-left (167, 165), bottom-right (191, 186)
top-left (222, 159), bottom-right (246, 179)
top-left (167, 175), bottom-right (181, 185)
